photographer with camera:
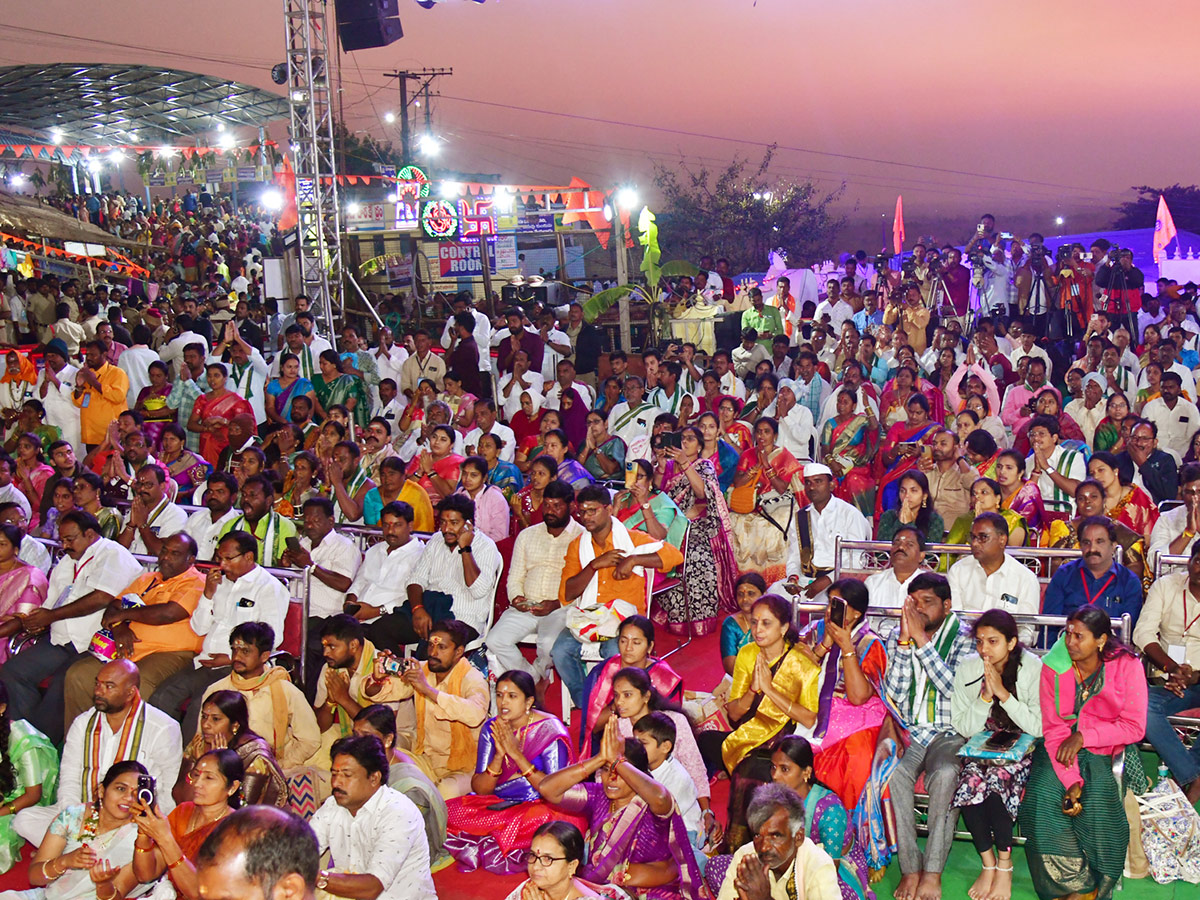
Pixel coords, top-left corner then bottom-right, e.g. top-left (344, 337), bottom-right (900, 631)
top-left (1094, 247), bottom-right (1143, 336)
top-left (934, 246), bottom-right (971, 328)
top-left (883, 282), bottom-right (932, 355)
top-left (1054, 242), bottom-right (1096, 339)
top-left (980, 243), bottom-right (1016, 319)
top-left (1015, 235), bottom-right (1056, 336)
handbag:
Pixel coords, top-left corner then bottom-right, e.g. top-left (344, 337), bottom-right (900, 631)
top-left (1136, 775), bottom-right (1200, 884)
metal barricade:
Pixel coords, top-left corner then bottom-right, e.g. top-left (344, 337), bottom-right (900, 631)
top-left (835, 538), bottom-right (1118, 584)
top-left (1155, 553), bottom-right (1190, 580)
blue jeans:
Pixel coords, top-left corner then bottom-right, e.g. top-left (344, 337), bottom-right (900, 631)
top-left (1145, 683), bottom-right (1200, 786)
top-left (550, 630), bottom-right (619, 708)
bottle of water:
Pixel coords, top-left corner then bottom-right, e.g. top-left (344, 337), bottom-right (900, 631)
top-left (1158, 762), bottom-right (1170, 786)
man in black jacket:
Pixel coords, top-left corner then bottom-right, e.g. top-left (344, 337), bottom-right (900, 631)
top-left (1116, 418), bottom-right (1178, 504)
top-left (566, 302), bottom-right (604, 387)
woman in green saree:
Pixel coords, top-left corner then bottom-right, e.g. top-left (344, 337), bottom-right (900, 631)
top-left (821, 388), bottom-right (878, 519)
top-left (0, 682), bottom-right (59, 873)
top-left (312, 349), bottom-right (370, 429)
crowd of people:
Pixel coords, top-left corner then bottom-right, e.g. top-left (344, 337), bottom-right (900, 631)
top-left (0, 205), bottom-right (1195, 900)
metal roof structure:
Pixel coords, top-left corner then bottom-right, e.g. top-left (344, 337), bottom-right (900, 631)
top-left (0, 63), bottom-right (290, 144)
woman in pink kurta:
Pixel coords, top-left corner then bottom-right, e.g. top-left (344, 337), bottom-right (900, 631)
top-left (454, 456), bottom-right (510, 543)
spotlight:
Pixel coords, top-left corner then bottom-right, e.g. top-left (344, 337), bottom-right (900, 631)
top-left (262, 189), bottom-right (284, 211)
top-left (271, 63), bottom-right (289, 85)
top-left (616, 187), bottom-right (639, 211)
top-left (218, 133), bottom-right (236, 150)
top-left (440, 181), bottom-right (462, 199)
top-left (384, 112), bottom-right (396, 124)
top-left (418, 134), bottom-right (440, 157)
top-left (347, 202), bottom-right (361, 215)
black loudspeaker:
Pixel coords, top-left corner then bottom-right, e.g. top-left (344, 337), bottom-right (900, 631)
top-left (335, 0), bottom-right (403, 52)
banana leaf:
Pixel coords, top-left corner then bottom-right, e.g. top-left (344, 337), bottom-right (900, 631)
top-left (580, 284), bottom-right (637, 323)
top-left (659, 260), bottom-right (700, 278)
top-left (638, 207), bottom-right (661, 283)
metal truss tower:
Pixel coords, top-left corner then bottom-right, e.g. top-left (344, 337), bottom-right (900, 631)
top-left (283, 0), bottom-right (343, 339)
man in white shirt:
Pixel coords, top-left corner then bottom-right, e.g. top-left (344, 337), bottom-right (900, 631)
top-left (947, 512), bottom-right (1041, 643)
top-left (37, 338), bottom-right (82, 455)
top-left (712, 349), bottom-right (747, 401)
top-left (1143, 371), bottom-right (1200, 463)
top-left (607, 376), bottom-right (657, 454)
top-left (184, 472), bottom-right (241, 560)
top-left (352, 501), bottom-right (426, 645)
top-left (732, 328), bottom-right (770, 378)
top-left (160, 318), bottom-right (211, 375)
top-left (863, 526), bottom-right (933, 632)
top-left (774, 380), bottom-right (817, 461)
top-left (212, 327), bottom-right (270, 426)
top-left (15, 658), bottom-right (182, 844)
top-left (282, 497), bottom-right (363, 694)
top-left (463, 399), bottom-right (516, 462)
top-left (497, 349), bottom-right (546, 422)
top-left (1007, 331), bottom-right (1052, 382)
top-left (117, 325), bottom-right (160, 408)
top-left (148, 530), bottom-right (289, 732)
top-left (403, 494), bottom-right (502, 649)
top-left (116, 463), bottom-right (188, 557)
top-left (538, 308), bottom-right (572, 382)
top-left (371, 327), bottom-right (409, 412)
top-left (780, 466), bottom-right (871, 601)
top-left (543, 358), bottom-right (594, 411)
top-left (486, 480), bottom-right (582, 680)
top-left (1148, 463), bottom-right (1200, 568)
top-left (310, 735), bottom-right (437, 900)
top-left (0, 509), bottom-right (143, 743)
top-left (647, 360), bottom-right (695, 418)
top-left (400, 329), bottom-right (446, 398)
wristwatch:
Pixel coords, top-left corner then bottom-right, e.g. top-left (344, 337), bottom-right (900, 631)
top-left (459, 545), bottom-right (473, 554)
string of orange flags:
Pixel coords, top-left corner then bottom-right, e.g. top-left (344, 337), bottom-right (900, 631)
top-left (0, 232), bottom-right (149, 278)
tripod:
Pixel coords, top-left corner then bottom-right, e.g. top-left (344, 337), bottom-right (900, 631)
top-left (1097, 263), bottom-right (1139, 337)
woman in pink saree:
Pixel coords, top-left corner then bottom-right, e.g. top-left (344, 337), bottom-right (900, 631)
top-left (0, 523), bottom-right (49, 664)
top-left (188, 363), bottom-right (255, 466)
top-left (874, 392), bottom-right (939, 522)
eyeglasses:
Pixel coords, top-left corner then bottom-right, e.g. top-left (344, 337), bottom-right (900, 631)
top-left (523, 851), bottom-right (566, 868)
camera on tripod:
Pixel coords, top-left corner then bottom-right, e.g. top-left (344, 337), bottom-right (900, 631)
top-left (1055, 243), bottom-right (1075, 267)
top-left (873, 251), bottom-right (892, 276)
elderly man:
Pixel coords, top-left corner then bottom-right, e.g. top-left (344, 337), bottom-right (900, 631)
top-left (947, 512), bottom-right (1041, 644)
top-left (773, 380), bottom-right (816, 461)
top-left (863, 525), bottom-right (933, 631)
top-left (717, 783), bottom-right (839, 900)
top-left (310, 735), bottom-right (437, 900)
top-left (1148, 462), bottom-right (1200, 567)
top-left (116, 463), bottom-right (188, 555)
top-left (607, 376), bottom-right (657, 457)
top-left (486, 480), bottom-right (582, 682)
top-left (399, 494), bottom-right (501, 652)
top-left (62, 533), bottom-right (206, 724)
top-left (779, 465), bottom-right (871, 601)
top-left (463, 398), bottom-right (515, 462)
top-left (16, 658), bottom-right (182, 844)
top-left (883, 573), bottom-right (973, 900)
top-left (0, 509), bottom-right (142, 743)
top-left (497, 348), bottom-right (546, 422)
top-left (37, 339), bottom-right (82, 455)
top-left (1116, 418), bottom-right (1179, 505)
top-left (550, 484), bottom-right (683, 707)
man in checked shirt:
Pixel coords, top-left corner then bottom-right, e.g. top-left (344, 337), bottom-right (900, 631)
top-left (881, 572), bottom-right (973, 900)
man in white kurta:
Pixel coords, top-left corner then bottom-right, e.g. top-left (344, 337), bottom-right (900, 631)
top-left (15, 659), bottom-right (182, 844)
top-left (778, 465), bottom-right (871, 601)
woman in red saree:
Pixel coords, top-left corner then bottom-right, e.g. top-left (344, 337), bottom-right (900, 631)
top-left (188, 363), bottom-right (255, 466)
top-left (717, 396), bottom-right (753, 452)
top-left (1012, 389), bottom-right (1085, 457)
top-left (445, 671), bottom-right (584, 874)
top-left (879, 365), bottom-right (944, 430)
top-left (405, 423), bottom-right (464, 505)
top-left (515, 408), bottom-right (562, 475)
top-left (1087, 450), bottom-right (1159, 543)
top-left (874, 392), bottom-right (939, 521)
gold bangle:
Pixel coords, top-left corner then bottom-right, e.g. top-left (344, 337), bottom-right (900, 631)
top-left (519, 764), bottom-right (536, 778)
top-left (897, 639), bottom-right (913, 648)
top-left (167, 856), bottom-right (186, 870)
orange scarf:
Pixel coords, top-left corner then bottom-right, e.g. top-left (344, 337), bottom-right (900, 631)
top-left (1, 352), bottom-right (36, 385)
top-left (413, 658), bottom-right (475, 773)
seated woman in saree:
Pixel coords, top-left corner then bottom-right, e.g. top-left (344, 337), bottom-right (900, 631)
top-left (278, 450), bottom-right (325, 520)
top-left (608, 667), bottom-right (717, 844)
top-left (696, 593), bottom-right (819, 850)
top-left (445, 670), bottom-right (582, 874)
top-left (538, 719), bottom-right (704, 900)
top-left (720, 574), bottom-right (767, 677)
top-left (1017, 607), bottom-right (1148, 900)
top-left (188, 363), bottom-right (255, 467)
top-left (576, 411), bottom-right (626, 482)
top-left (439, 370), bottom-right (477, 436)
top-left (405, 423), bottom-right (465, 506)
top-left (611, 459), bottom-right (689, 565)
top-left (0, 682), bottom-right (58, 873)
top-left (962, 429), bottom-right (1001, 481)
top-left (875, 393), bottom-right (939, 522)
top-left (512, 394), bottom-right (550, 471)
top-left (1094, 391), bottom-right (1128, 453)
top-left (875, 470), bottom-right (946, 545)
top-left (25, 761), bottom-right (146, 900)
top-left (583, 616), bottom-right (683, 753)
top-left (964, 392), bottom-right (1010, 451)
top-left (717, 396), bottom-right (753, 453)
top-left (1011, 389), bottom-right (1085, 458)
top-left (695, 412), bottom-right (741, 494)
top-left (502, 821), bottom-right (607, 900)
top-left (706, 735), bottom-right (873, 900)
top-left (312, 349), bottom-right (369, 429)
top-left (652, 428), bottom-right (738, 637)
top-left (133, 749), bottom-right (243, 900)
top-left (352, 703), bottom-right (449, 865)
top-left (33, 479), bottom-right (74, 540)
top-left (264, 352), bottom-right (316, 428)
top-left (14, 433), bottom-right (54, 529)
top-left (820, 389), bottom-right (878, 520)
top-left (1040, 479), bottom-right (1147, 580)
top-left (947, 477), bottom-right (1029, 549)
top-left (944, 359), bottom-right (1002, 419)
top-left (512, 455), bottom-right (558, 530)
top-left (0, 523), bottom-right (49, 659)
top-left (455, 455), bottom-right (510, 543)
top-left (479, 432), bottom-right (524, 501)
top-left (729, 418), bottom-right (804, 586)
top-left (950, 609), bottom-right (1043, 900)
top-left (1086, 450), bottom-right (1158, 544)
top-left (879, 365), bottom-right (939, 431)
top-left (132, 362), bottom-right (175, 450)
top-left (541, 428), bottom-right (593, 491)
top-left (798, 580), bottom-right (888, 813)
top-left (156, 425), bottom-right (212, 504)
top-left (175, 691), bottom-right (287, 809)
top-left (995, 449), bottom-right (1045, 533)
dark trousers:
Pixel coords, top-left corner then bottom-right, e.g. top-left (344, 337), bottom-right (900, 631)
top-left (146, 664), bottom-right (231, 743)
top-left (959, 793), bottom-right (1015, 854)
top-left (366, 593), bottom-right (454, 659)
top-left (0, 640), bottom-right (83, 744)
top-left (304, 616), bottom-right (329, 705)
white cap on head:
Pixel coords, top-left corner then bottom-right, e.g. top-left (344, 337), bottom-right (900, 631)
top-left (803, 463), bottom-right (833, 479)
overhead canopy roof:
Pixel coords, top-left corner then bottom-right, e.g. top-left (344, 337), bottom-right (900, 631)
top-left (0, 63), bottom-right (290, 145)
top-left (0, 188), bottom-right (143, 248)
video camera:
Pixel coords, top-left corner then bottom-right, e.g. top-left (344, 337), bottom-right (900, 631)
top-left (872, 251), bottom-right (892, 276)
top-left (1055, 243), bottom-right (1075, 267)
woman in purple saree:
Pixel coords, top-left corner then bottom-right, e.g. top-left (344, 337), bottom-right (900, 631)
top-left (539, 720), bottom-right (703, 900)
top-left (445, 671), bottom-right (583, 875)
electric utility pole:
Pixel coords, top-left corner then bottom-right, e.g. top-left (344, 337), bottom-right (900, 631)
top-left (384, 68), bottom-right (452, 160)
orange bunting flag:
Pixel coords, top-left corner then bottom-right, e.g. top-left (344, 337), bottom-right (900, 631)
top-left (892, 195), bottom-right (905, 256)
